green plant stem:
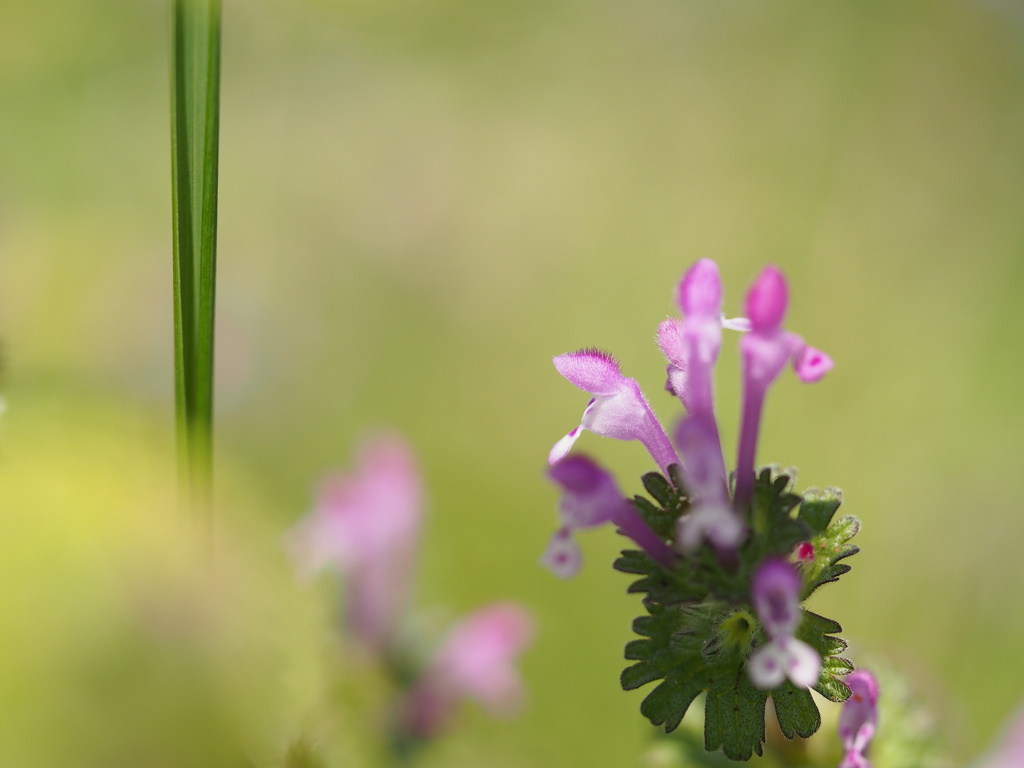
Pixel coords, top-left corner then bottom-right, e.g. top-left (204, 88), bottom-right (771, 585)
top-left (171, 0), bottom-right (221, 522)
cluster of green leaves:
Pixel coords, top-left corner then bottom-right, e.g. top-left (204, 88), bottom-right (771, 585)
top-left (615, 467), bottom-right (860, 761)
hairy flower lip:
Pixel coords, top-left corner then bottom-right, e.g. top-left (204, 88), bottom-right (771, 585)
top-left (549, 349), bottom-right (679, 474)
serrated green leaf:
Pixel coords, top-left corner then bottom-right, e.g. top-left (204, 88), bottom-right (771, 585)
top-left (642, 471), bottom-right (676, 509)
top-left (614, 549), bottom-right (653, 575)
top-left (794, 610), bottom-right (852, 704)
top-left (815, 675), bottom-right (852, 703)
top-left (771, 681), bottom-right (821, 739)
top-left (764, 518), bottom-right (812, 558)
top-left (641, 665), bottom-right (706, 731)
top-left (622, 660), bottom-right (665, 690)
top-left (798, 487), bottom-right (843, 533)
top-left (633, 614), bottom-right (656, 636)
top-left (796, 611), bottom-right (842, 651)
top-left (704, 669), bottom-right (768, 760)
top-left (748, 468), bottom-right (808, 557)
top-left (823, 655), bottom-right (855, 676)
top-left (624, 638), bottom-right (654, 661)
top-left (802, 514), bottom-right (862, 598)
top-left (830, 515), bottom-right (860, 539)
top-left (628, 575), bottom-right (668, 595)
top-left (631, 495), bottom-right (677, 539)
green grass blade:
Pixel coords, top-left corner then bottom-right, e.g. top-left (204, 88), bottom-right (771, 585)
top-left (171, 0), bottom-right (221, 517)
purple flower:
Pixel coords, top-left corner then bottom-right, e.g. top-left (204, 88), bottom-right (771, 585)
top-left (974, 706), bottom-right (1024, 768)
top-left (735, 266), bottom-right (833, 507)
top-left (399, 603), bottom-right (534, 740)
top-left (544, 454), bottom-right (676, 578)
top-left (838, 670), bottom-right (879, 768)
top-left (657, 260), bottom-right (746, 488)
top-left (673, 414), bottom-right (744, 554)
top-left (549, 349), bottom-right (679, 475)
top-left (658, 259), bottom-right (747, 416)
top-left (746, 559), bottom-right (821, 689)
top-left (287, 434), bottom-right (423, 651)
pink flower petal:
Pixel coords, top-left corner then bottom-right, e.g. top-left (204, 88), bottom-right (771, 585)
top-left (677, 258), bottom-right (723, 318)
top-left (553, 349), bottom-right (626, 395)
top-left (752, 559), bottom-right (802, 639)
top-left (401, 603), bottom-right (534, 739)
top-left (285, 433), bottom-right (424, 650)
top-left (656, 318), bottom-right (686, 366)
top-left (548, 454), bottom-right (623, 529)
top-left (793, 343), bottom-right (834, 383)
top-left (745, 265), bottom-right (788, 333)
top-left (783, 637), bottom-right (822, 688)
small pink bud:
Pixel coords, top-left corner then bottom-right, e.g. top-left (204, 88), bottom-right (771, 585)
top-left (745, 265), bottom-right (788, 332)
top-left (677, 258), bottom-right (722, 318)
top-left (793, 344), bottom-right (834, 383)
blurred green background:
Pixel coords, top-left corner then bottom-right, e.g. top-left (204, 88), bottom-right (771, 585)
top-left (2, 0), bottom-right (1023, 765)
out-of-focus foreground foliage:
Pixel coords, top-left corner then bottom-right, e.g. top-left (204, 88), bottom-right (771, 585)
top-left (1, 0), bottom-right (1023, 765)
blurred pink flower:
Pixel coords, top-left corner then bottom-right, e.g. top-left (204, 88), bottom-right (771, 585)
top-left (974, 706), bottom-right (1024, 768)
top-left (400, 603), bottom-right (534, 740)
top-left (673, 414), bottom-right (744, 554)
top-left (747, 559), bottom-right (821, 689)
top-left (287, 433), bottom-right (424, 651)
top-left (838, 670), bottom-right (879, 768)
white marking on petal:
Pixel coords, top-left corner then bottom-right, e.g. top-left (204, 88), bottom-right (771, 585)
top-left (747, 641), bottom-right (787, 690)
top-left (783, 637), bottom-right (822, 688)
top-left (548, 427), bottom-right (582, 465)
top-left (539, 529), bottom-right (582, 578)
top-left (674, 503), bottom-right (744, 554)
top-left (721, 315), bottom-right (751, 332)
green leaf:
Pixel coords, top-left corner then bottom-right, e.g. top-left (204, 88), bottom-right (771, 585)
top-left (642, 471), bottom-right (676, 509)
top-left (795, 610), bottom-right (853, 703)
top-left (815, 672), bottom-right (853, 703)
top-left (171, 0), bottom-right (221, 518)
top-left (771, 681), bottom-right (820, 739)
top-left (749, 467), bottom-right (809, 558)
top-left (639, 664), bottom-right (706, 732)
top-left (704, 668), bottom-right (768, 760)
top-left (631, 495), bottom-right (677, 540)
top-left (614, 549), bottom-right (706, 603)
top-left (613, 549), bottom-right (653, 576)
top-left (667, 463), bottom-right (688, 497)
top-left (622, 604), bottom-right (771, 761)
top-left (798, 487), bottom-right (843, 533)
top-left (801, 514), bottom-right (861, 599)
